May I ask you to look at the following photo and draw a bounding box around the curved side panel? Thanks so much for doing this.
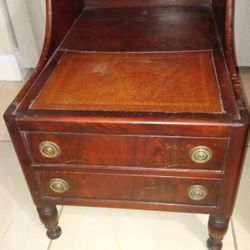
[212,0,237,78]
[225,0,250,118]
[212,0,250,118]
[224,0,238,83]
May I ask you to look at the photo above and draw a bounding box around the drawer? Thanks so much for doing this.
[36,170,220,207]
[25,132,228,171]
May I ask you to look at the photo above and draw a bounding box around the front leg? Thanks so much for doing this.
[37,204,62,239]
[207,215,229,250]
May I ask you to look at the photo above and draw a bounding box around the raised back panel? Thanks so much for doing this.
[84,0,210,8]
[212,0,237,82]
[61,6,218,52]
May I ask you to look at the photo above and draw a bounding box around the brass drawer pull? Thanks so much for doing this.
[49,178,69,193]
[189,146,212,164]
[187,185,208,201]
[39,141,60,158]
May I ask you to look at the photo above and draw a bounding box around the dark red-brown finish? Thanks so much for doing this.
[36,170,220,206]
[49,0,83,55]
[31,51,224,113]
[84,0,210,8]
[25,132,228,171]
[61,6,219,52]
[3,0,250,249]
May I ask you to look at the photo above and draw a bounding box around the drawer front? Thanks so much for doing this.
[25,132,228,171]
[36,170,220,207]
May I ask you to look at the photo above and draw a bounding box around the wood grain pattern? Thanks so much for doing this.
[84,0,210,8]
[3,1,250,248]
[25,132,228,171]
[61,6,219,52]
[36,169,220,206]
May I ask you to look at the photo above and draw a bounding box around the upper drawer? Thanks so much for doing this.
[24,132,228,171]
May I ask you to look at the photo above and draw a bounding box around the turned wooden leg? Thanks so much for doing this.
[207,215,229,250]
[37,205,62,239]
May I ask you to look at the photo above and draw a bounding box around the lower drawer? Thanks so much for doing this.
[36,170,220,207]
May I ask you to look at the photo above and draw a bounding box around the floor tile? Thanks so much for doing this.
[0,82,5,91]
[0,82,24,141]
[241,77,250,104]
[50,206,235,250]
[239,67,250,80]
[0,142,51,250]
[232,147,250,250]
[0,67,248,250]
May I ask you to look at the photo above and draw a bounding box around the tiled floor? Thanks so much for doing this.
[0,69,250,250]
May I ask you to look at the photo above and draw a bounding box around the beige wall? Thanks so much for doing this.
[235,0,250,66]
[6,0,42,68]
[25,0,46,52]
[0,0,15,54]
[0,0,44,80]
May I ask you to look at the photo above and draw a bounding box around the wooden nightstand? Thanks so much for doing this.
[4,1,250,249]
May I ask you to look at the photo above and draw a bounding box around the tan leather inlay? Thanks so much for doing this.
[31,51,223,113]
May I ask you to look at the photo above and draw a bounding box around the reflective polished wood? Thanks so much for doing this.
[4,1,249,249]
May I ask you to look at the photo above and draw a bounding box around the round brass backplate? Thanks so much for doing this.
[39,141,60,158]
[189,146,212,164]
[49,178,69,193]
[187,185,208,201]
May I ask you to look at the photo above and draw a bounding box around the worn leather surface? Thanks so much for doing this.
[31,51,223,113]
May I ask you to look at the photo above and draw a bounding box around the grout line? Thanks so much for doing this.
[47,206,65,250]
[47,239,53,250]
[1,218,14,240]
[0,140,12,143]
[231,218,238,250]
[59,205,64,218]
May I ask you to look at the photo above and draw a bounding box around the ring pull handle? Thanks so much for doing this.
[187,185,208,201]
[39,141,60,158]
[189,146,212,164]
[49,178,69,193]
